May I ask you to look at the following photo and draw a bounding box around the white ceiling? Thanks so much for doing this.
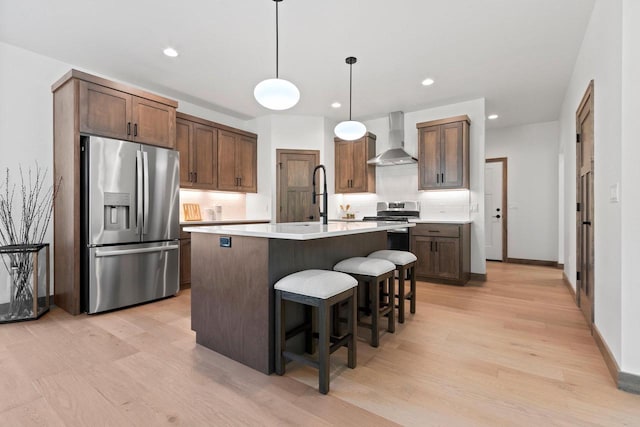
[0,0,595,128]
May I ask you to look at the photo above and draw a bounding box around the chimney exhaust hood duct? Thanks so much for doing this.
[367,111,417,166]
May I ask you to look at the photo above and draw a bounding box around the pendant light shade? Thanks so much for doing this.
[254,0,299,111]
[334,121,367,141]
[334,56,366,141]
[254,78,300,110]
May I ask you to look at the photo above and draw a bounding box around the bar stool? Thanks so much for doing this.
[274,269,358,395]
[333,257,396,347]
[368,250,418,323]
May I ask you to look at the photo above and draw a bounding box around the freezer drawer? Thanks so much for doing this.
[88,241,179,314]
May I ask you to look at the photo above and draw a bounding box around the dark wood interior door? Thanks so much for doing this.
[277,150,320,223]
[576,81,594,326]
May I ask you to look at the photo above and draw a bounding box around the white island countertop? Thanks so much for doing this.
[184,221,415,240]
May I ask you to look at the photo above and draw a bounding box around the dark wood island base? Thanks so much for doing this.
[190,231,387,374]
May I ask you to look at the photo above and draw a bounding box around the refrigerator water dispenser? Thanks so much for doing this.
[103,192,130,231]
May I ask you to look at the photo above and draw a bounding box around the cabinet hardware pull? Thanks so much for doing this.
[583,221,591,225]
[436,174,439,184]
[428,230,440,233]
[434,242,438,251]
[493,215,501,219]
[127,122,131,136]
[194,172,197,182]
[134,123,138,137]
[239,177,242,186]
[430,241,433,251]
[441,173,444,183]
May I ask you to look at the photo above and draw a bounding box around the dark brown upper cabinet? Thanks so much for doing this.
[334,133,376,193]
[416,115,470,190]
[176,112,257,193]
[78,79,176,149]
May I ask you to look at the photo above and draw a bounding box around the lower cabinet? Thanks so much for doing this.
[180,228,191,288]
[410,223,470,285]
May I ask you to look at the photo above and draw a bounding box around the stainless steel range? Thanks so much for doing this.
[363,201,420,250]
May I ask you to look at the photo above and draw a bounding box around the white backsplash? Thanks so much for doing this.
[179,189,246,221]
[334,171,471,221]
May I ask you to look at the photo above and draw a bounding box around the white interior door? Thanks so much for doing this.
[485,161,504,261]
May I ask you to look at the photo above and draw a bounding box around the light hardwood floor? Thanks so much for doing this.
[1,262,639,426]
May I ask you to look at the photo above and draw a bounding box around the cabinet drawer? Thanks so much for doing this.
[412,223,460,237]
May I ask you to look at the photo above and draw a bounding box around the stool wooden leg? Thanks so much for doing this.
[275,290,285,375]
[410,265,417,314]
[318,300,331,394]
[397,266,406,323]
[347,288,357,369]
[370,279,380,348]
[387,276,396,333]
[305,305,314,354]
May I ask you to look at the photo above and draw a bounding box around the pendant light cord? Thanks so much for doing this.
[275,1,279,78]
[349,62,353,120]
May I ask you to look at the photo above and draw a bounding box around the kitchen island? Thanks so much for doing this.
[185,221,414,374]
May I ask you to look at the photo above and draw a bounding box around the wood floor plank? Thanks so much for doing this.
[1,262,639,426]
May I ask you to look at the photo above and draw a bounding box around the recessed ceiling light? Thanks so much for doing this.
[488,114,499,120]
[163,47,179,58]
[421,78,435,86]
[331,102,341,108]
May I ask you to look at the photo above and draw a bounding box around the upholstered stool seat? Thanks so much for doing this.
[334,257,396,347]
[275,269,358,394]
[368,250,418,323]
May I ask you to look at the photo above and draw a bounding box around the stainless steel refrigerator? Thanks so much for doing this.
[81,136,180,314]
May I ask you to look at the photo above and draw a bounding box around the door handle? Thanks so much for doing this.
[583,221,591,225]
[134,123,138,137]
[430,241,433,251]
[142,151,150,235]
[493,215,501,219]
[95,244,179,257]
[441,173,444,183]
[127,122,131,136]
[136,151,143,235]
[308,215,314,220]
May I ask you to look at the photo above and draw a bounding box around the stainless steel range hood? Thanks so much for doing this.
[367,111,417,166]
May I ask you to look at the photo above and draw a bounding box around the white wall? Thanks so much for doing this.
[620,0,640,375]
[559,0,623,366]
[486,121,559,262]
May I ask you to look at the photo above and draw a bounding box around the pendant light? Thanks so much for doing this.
[254,0,300,111]
[334,56,366,141]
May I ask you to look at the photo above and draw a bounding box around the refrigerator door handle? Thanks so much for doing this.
[143,150,150,235]
[95,244,179,258]
[136,150,143,236]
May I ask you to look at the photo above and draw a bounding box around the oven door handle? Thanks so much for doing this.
[387,227,409,233]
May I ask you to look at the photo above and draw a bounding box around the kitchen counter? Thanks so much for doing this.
[185,220,414,240]
[189,221,397,374]
[179,218,270,226]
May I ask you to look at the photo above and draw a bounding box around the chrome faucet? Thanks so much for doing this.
[312,164,328,225]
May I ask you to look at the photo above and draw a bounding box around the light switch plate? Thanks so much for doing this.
[609,183,620,203]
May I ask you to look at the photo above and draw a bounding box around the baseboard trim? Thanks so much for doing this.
[506,257,557,267]
[556,263,564,269]
[619,372,640,394]
[593,324,620,387]
[469,273,487,282]
[562,271,576,300]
